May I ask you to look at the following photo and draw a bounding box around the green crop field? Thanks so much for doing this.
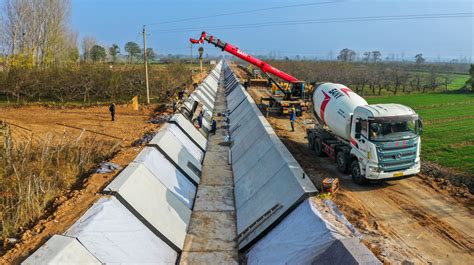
[367,92,474,174]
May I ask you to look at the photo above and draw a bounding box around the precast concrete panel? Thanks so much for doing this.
[228,99,252,124]
[149,130,202,185]
[227,89,247,112]
[230,120,267,165]
[196,84,215,105]
[191,90,214,111]
[169,113,207,150]
[133,147,196,209]
[234,148,289,208]
[22,235,101,265]
[65,197,178,264]
[105,163,191,250]
[237,166,308,248]
[166,123,204,163]
[233,142,280,186]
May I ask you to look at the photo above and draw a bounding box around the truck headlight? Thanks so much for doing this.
[369,166,380,172]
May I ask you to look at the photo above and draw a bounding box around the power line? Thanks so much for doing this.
[149,13,474,34]
[145,0,343,26]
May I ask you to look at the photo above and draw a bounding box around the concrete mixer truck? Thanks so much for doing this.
[307,83,423,184]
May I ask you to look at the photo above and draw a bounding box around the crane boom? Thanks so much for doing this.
[190,31,299,83]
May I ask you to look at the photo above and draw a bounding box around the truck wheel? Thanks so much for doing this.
[336,151,348,173]
[308,134,315,150]
[351,160,368,185]
[314,138,326,157]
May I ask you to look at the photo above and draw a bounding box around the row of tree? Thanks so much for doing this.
[0,0,157,68]
[0,0,77,68]
[82,39,156,63]
[269,60,473,95]
[0,62,190,103]
[337,48,426,65]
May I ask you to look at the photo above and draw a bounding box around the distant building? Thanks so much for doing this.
[210,60,217,65]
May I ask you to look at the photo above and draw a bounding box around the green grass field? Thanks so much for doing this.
[407,72,469,90]
[367,92,474,174]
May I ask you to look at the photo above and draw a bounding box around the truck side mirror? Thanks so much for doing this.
[418,119,423,135]
[355,120,361,139]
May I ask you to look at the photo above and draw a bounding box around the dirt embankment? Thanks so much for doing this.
[246,86,473,264]
[0,104,169,264]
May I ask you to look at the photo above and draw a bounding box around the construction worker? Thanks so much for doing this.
[210,119,217,135]
[289,107,296,132]
[109,103,116,121]
[197,111,203,128]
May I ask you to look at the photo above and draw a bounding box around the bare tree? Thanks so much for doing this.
[82,36,96,62]
[3,0,74,67]
[363,51,371,63]
[337,48,356,62]
[371,51,381,63]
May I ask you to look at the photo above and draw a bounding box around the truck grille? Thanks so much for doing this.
[377,139,417,172]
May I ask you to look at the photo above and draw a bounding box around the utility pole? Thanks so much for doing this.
[189,43,193,65]
[143,25,150,104]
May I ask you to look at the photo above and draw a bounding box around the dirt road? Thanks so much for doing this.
[247,87,473,264]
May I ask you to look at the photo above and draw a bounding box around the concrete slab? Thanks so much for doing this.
[169,113,207,150]
[199,166,234,186]
[166,123,205,163]
[194,185,235,211]
[180,251,238,265]
[149,129,202,185]
[202,151,230,167]
[184,211,237,252]
[133,147,196,209]
[105,163,192,250]
[64,197,178,264]
[22,235,101,265]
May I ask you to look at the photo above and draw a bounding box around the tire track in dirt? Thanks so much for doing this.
[384,187,473,253]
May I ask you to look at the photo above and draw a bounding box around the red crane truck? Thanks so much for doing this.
[190,31,309,115]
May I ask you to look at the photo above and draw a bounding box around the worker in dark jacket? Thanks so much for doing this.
[289,107,296,132]
[197,111,203,128]
[210,119,217,135]
[109,103,116,121]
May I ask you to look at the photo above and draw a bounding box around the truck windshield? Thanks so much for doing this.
[369,117,419,141]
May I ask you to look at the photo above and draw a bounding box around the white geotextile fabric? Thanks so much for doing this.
[64,197,177,264]
[22,235,101,265]
[246,199,346,265]
[166,123,204,162]
[134,147,196,209]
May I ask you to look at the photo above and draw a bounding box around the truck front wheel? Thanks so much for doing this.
[351,160,368,185]
[336,151,348,173]
[308,134,315,150]
[314,138,326,157]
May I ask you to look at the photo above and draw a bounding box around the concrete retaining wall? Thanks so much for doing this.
[222,62,318,250]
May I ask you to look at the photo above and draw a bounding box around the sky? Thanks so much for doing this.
[71,0,473,61]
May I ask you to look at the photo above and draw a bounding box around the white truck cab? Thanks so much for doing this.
[350,104,422,183]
